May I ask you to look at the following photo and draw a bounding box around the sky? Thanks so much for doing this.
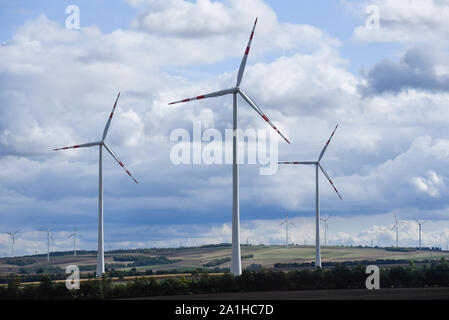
[2,0,449,257]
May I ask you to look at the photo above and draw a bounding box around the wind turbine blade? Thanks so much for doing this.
[102,92,120,141]
[168,88,234,105]
[318,124,338,161]
[103,143,138,184]
[278,161,315,165]
[319,164,342,200]
[239,90,290,144]
[53,141,101,151]
[236,17,258,87]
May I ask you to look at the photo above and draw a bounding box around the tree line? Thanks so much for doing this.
[1,259,448,299]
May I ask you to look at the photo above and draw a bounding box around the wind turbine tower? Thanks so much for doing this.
[5,230,19,257]
[320,216,331,246]
[69,226,78,256]
[280,213,295,248]
[169,18,290,275]
[39,225,53,262]
[416,220,427,250]
[278,125,342,268]
[392,214,403,247]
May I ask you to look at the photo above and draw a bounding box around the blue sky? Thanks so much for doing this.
[1,0,449,256]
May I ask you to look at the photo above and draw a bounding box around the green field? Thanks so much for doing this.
[1,245,448,275]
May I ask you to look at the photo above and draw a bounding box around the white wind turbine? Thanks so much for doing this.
[278,125,342,268]
[69,226,79,256]
[39,225,53,262]
[392,214,404,247]
[5,230,19,257]
[168,18,290,276]
[280,213,295,248]
[320,215,331,246]
[53,93,138,277]
[416,220,427,250]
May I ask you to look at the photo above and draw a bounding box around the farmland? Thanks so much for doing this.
[1,244,448,276]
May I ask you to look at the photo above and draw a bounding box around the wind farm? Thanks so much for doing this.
[2,0,449,303]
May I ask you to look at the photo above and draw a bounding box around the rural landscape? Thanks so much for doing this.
[1,244,449,299]
[2,0,449,306]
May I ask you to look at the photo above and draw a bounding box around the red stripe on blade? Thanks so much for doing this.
[197,95,205,100]
[245,46,250,55]
[262,115,269,122]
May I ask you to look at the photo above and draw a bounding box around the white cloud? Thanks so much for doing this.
[348,0,449,44]
[412,171,444,197]
[2,0,449,254]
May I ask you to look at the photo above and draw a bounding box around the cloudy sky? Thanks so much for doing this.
[1,0,449,256]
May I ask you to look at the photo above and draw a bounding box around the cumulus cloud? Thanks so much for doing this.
[3,214,449,256]
[361,47,449,95]
[412,171,444,197]
[2,0,449,254]
[349,0,449,43]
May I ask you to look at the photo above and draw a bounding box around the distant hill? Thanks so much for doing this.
[1,244,448,276]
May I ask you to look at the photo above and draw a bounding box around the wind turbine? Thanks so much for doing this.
[5,230,19,257]
[168,18,290,276]
[280,213,295,248]
[278,125,342,268]
[416,220,427,250]
[392,214,404,247]
[39,225,53,262]
[53,93,138,277]
[320,215,331,246]
[69,226,78,256]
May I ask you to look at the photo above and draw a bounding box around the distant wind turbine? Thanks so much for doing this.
[416,220,427,250]
[168,18,290,276]
[320,216,331,246]
[39,225,53,262]
[69,226,78,256]
[392,214,404,247]
[280,213,295,248]
[278,125,342,268]
[53,93,138,277]
[5,230,19,257]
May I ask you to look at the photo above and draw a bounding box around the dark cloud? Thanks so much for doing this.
[361,47,449,95]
